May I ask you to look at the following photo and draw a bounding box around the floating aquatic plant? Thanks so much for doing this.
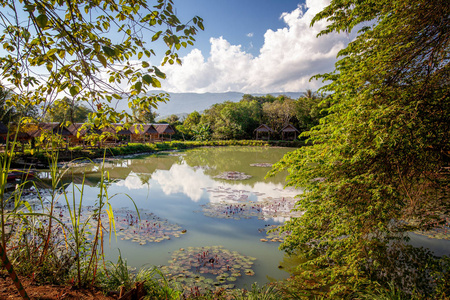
[197,202,263,220]
[213,171,252,181]
[202,186,253,202]
[45,206,186,245]
[114,211,185,245]
[249,163,273,167]
[160,245,256,293]
[197,196,302,221]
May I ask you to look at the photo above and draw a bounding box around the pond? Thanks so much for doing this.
[30,145,450,292]
[47,146,303,291]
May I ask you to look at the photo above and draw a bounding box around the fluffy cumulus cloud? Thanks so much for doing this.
[161,0,352,93]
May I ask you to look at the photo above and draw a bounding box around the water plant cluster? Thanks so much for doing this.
[115,210,186,245]
[213,171,252,181]
[198,196,301,222]
[160,246,257,294]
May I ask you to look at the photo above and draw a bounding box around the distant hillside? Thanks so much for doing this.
[114,91,304,117]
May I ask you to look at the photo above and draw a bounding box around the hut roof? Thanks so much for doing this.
[68,123,102,137]
[101,123,132,135]
[280,124,300,133]
[130,124,158,135]
[28,122,72,137]
[152,124,175,135]
[254,124,275,133]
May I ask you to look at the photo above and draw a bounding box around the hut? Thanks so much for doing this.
[18,122,72,150]
[280,124,300,140]
[101,123,132,144]
[152,124,175,141]
[67,123,102,146]
[31,122,72,138]
[130,124,158,143]
[254,124,275,140]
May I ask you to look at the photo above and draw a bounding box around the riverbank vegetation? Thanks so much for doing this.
[269,0,450,299]
[171,91,328,141]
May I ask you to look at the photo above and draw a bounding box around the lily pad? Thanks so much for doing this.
[160,245,256,293]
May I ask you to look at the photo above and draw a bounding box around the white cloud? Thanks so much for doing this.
[161,0,353,93]
[247,32,254,38]
[150,162,301,203]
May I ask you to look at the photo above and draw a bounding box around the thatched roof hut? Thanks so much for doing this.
[100,123,132,143]
[152,124,175,141]
[68,123,102,138]
[280,124,300,140]
[254,124,275,140]
[31,122,72,137]
[130,124,158,142]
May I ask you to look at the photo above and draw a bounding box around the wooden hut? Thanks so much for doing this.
[31,122,72,138]
[101,123,132,144]
[152,124,175,141]
[130,124,158,143]
[67,123,102,146]
[254,124,275,140]
[19,122,72,150]
[280,124,300,140]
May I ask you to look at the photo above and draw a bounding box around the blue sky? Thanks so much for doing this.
[154,0,354,94]
[172,0,304,58]
[0,0,353,95]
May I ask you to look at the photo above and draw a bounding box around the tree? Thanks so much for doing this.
[262,96,296,132]
[132,106,157,124]
[0,85,38,123]
[44,97,92,123]
[183,111,201,129]
[295,92,329,131]
[271,0,450,297]
[159,114,180,126]
[0,0,203,128]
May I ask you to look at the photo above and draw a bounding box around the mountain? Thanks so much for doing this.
[113,91,305,118]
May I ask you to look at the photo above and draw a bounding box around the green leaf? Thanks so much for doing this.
[151,78,161,88]
[154,67,166,79]
[102,46,115,57]
[152,31,162,42]
[58,49,66,59]
[97,54,107,67]
[59,82,69,91]
[36,14,48,29]
[46,48,58,57]
[69,86,79,96]
[135,81,142,93]
[142,74,153,84]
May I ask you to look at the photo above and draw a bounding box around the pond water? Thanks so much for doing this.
[51,146,302,290]
[31,145,449,292]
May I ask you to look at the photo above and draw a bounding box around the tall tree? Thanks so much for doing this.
[44,97,92,123]
[295,92,329,131]
[132,106,157,124]
[271,0,450,297]
[262,97,296,132]
[0,0,203,127]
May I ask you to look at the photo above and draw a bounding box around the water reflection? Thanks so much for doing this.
[36,146,302,289]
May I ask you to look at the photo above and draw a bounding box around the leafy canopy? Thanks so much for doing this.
[0,0,203,127]
[270,0,450,297]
